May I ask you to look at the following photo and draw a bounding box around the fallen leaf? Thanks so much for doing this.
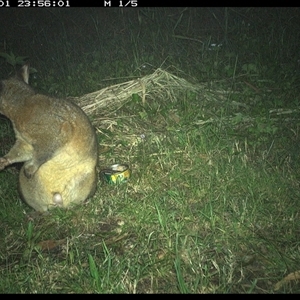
[37,239,65,251]
[274,270,300,291]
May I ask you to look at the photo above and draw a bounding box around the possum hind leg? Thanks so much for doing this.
[19,167,52,212]
[64,169,97,206]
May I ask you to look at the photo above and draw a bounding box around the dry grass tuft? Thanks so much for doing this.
[70,68,205,120]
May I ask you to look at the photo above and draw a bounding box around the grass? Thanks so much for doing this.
[0,7,300,293]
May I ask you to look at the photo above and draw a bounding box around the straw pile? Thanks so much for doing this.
[69,68,206,124]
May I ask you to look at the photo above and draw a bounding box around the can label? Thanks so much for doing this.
[101,164,131,184]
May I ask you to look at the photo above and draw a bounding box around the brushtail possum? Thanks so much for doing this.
[0,64,98,212]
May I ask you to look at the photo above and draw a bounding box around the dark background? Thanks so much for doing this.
[0,7,299,96]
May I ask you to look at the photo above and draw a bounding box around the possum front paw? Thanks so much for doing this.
[23,163,39,178]
[0,157,11,171]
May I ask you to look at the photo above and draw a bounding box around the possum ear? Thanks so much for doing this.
[18,63,30,84]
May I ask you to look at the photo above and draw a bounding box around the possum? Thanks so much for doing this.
[0,64,98,212]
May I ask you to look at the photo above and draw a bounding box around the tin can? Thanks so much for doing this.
[101,164,131,184]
